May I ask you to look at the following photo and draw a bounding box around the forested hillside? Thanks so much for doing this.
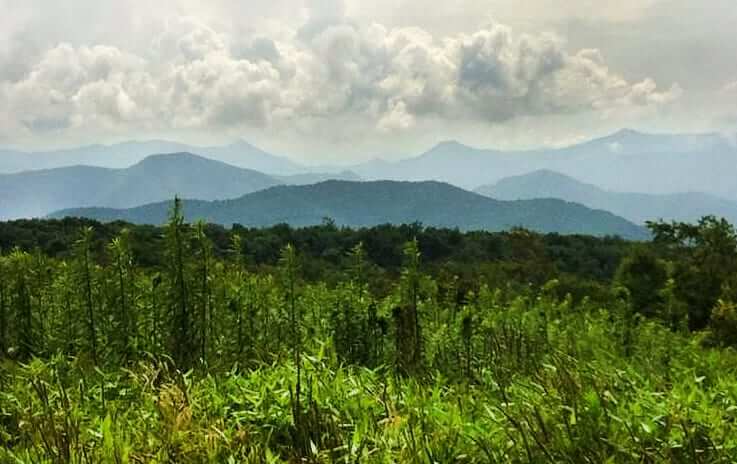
[52,181,648,239]
[1,210,737,461]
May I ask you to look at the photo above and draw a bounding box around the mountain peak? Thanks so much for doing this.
[595,128,651,146]
[134,152,206,165]
[520,169,580,182]
[525,168,567,176]
[483,169,596,192]
[421,140,478,159]
[228,139,259,149]
[433,140,469,150]
[612,128,643,138]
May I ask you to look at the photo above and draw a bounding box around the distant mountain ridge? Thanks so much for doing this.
[5,129,737,200]
[7,129,737,225]
[475,170,737,225]
[0,153,360,220]
[51,180,648,239]
[0,139,304,175]
[348,129,737,200]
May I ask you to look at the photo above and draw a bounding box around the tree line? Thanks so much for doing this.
[1,200,737,373]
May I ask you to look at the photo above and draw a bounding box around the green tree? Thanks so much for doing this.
[332,242,375,365]
[710,274,737,346]
[279,243,305,444]
[613,247,668,318]
[194,221,213,364]
[648,216,737,330]
[53,261,79,355]
[75,226,98,363]
[710,299,737,346]
[0,249,6,356]
[394,238,424,375]
[8,249,34,360]
[165,197,193,370]
[108,228,135,362]
[228,234,249,361]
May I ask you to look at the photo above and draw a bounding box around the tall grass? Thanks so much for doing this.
[0,215,736,461]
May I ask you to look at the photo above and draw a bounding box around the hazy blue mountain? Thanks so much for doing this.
[6,129,737,198]
[0,139,303,175]
[349,130,737,200]
[347,158,401,179]
[0,153,281,220]
[196,140,303,174]
[0,141,192,173]
[350,141,516,188]
[476,170,737,225]
[51,180,648,239]
[545,130,737,199]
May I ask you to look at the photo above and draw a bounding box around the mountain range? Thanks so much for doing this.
[0,140,303,175]
[0,153,359,220]
[50,180,648,239]
[3,128,737,235]
[476,170,737,225]
[4,129,737,201]
[348,129,737,200]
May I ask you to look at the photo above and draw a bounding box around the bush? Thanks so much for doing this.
[710,299,737,346]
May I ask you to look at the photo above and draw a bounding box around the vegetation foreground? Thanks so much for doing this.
[2,205,737,462]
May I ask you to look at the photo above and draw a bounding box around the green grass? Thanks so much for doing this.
[1,297,736,463]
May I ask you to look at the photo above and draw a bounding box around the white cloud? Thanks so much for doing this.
[0,1,687,153]
[284,20,680,127]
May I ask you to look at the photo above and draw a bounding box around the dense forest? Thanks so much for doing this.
[1,203,737,462]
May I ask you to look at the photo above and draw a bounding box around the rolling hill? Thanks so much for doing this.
[475,170,737,225]
[0,153,282,220]
[51,180,648,239]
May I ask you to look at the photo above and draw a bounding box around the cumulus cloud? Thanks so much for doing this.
[1,43,149,133]
[0,10,681,142]
[289,19,680,128]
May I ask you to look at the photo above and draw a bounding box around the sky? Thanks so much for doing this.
[0,0,735,162]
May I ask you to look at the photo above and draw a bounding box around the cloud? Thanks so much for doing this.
[377,100,416,132]
[0,8,681,144]
[289,20,681,127]
[1,43,150,134]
